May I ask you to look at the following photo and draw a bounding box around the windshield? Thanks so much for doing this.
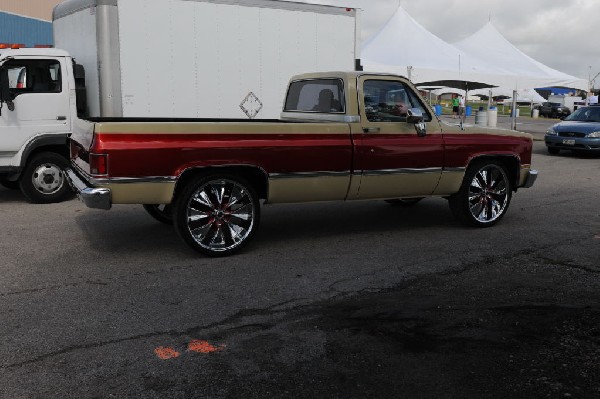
[564,107,600,122]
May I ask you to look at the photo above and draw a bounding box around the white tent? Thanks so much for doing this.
[454,22,587,91]
[361,6,516,88]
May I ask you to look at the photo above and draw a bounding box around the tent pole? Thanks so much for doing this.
[511,90,518,130]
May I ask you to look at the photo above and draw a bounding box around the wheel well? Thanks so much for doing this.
[28,145,70,160]
[173,166,269,201]
[469,155,520,190]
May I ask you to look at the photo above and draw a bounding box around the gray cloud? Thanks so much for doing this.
[289,0,599,86]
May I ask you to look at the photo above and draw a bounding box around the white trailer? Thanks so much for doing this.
[0,0,360,203]
[53,0,361,119]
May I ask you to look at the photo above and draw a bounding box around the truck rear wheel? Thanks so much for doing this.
[19,152,73,204]
[448,161,512,227]
[143,204,173,224]
[173,174,260,256]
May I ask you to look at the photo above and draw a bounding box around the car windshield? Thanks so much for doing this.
[564,107,600,122]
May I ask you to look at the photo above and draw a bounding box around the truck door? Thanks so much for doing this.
[353,76,444,200]
[0,58,70,157]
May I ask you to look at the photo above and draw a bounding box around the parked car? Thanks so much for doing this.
[537,102,571,119]
[545,105,600,154]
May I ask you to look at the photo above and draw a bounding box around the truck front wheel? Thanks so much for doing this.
[448,161,512,227]
[19,152,73,204]
[173,174,260,256]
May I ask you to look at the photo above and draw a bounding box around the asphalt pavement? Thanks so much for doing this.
[1,136,599,398]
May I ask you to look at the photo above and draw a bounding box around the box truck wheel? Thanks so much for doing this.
[19,152,74,204]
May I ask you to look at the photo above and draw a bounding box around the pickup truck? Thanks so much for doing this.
[66,72,538,256]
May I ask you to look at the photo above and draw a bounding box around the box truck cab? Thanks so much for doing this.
[0,48,83,203]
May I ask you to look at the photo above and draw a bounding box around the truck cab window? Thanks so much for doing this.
[363,80,430,123]
[284,79,345,113]
[4,60,62,96]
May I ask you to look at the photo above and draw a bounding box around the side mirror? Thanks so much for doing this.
[407,108,427,137]
[0,67,15,111]
[0,67,13,101]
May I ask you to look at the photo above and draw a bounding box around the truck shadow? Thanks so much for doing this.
[70,199,458,257]
[0,187,26,202]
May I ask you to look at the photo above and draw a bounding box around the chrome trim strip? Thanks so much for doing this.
[270,171,350,179]
[70,163,176,185]
[280,112,360,123]
[442,167,467,173]
[89,176,177,185]
[362,167,443,176]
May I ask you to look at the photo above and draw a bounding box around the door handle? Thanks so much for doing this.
[363,127,380,133]
[57,116,67,121]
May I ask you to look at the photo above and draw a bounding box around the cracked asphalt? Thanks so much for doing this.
[1,135,599,398]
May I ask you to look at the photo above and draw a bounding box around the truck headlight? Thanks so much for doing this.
[546,128,558,136]
[588,131,600,138]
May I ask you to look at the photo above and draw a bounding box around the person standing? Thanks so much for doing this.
[452,95,460,119]
[459,95,466,119]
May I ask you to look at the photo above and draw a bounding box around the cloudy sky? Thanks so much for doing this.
[293,0,599,86]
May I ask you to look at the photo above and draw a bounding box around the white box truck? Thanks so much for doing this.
[0,0,361,203]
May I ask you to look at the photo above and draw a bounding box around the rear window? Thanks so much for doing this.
[284,79,345,113]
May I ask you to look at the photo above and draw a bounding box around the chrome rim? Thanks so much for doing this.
[468,165,509,223]
[32,163,64,195]
[186,179,255,253]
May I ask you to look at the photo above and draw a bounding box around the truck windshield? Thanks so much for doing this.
[284,79,345,113]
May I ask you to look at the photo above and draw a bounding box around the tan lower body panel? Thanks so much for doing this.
[268,176,350,204]
[432,171,465,196]
[353,172,441,200]
[100,182,176,204]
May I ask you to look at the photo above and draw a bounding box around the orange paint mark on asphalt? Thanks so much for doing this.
[187,340,225,354]
[154,346,181,360]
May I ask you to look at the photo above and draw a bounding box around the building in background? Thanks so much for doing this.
[0,0,61,47]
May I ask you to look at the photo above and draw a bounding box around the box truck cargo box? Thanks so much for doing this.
[53,0,361,119]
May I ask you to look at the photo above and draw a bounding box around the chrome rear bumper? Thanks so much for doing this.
[65,168,112,210]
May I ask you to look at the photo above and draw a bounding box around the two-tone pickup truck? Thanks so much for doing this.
[66,72,537,256]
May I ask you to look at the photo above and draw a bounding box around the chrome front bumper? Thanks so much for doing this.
[522,169,538,188]
[65,168,112,210]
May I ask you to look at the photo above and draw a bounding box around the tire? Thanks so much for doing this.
[448,161,512,227]
[19,152,73,204]
[143,204,174,224]
[547,147,560,155]
[173,174,260,256]
[1,180,20,190]
[385,197,424,207]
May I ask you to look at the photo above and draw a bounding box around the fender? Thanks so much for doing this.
[466,153,523,189]
[20,134,70,168]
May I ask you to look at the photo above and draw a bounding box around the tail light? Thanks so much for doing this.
[89,153,109,176]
